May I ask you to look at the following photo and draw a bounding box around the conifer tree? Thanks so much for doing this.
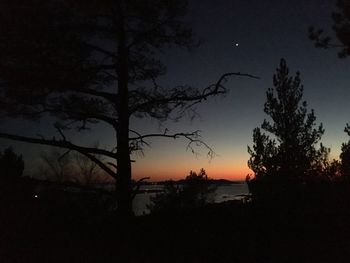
[248,59,328,187]
[309,0,350,58]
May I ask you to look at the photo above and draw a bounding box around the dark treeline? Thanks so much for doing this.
[246,59,350,205]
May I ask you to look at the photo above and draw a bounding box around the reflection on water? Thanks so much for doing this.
[133,183,249,216]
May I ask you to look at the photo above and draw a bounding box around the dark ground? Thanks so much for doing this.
[1,193,350,263]
[1,177,350,263]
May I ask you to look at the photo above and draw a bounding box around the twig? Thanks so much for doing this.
[131,177,151,200]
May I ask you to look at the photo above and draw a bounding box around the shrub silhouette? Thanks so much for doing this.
[340,124,350,179]
[0,147,24,179]
[149,168,215,214]
[0,147,25,203]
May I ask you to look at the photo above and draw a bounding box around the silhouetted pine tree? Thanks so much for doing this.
[247,59,328,194]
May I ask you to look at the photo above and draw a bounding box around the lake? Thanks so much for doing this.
[133,183,249,216]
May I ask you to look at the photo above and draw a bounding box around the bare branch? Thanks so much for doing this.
[0,132,117,159]
[129,130,216,158]
[37,105,118,129]
[86,43,118,59]
[129,72,259,116]
[79,151,117,179]
[69,87,118,103]
[0,132,117,178]
[58,149,71,162]
[131,177,151,200]
[54,123,67,141]
[107,162,118,170]
[129,129,142,137]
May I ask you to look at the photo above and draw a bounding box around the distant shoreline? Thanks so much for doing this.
[141,179,246,185]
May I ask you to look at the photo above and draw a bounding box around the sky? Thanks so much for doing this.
[1,0,350,181]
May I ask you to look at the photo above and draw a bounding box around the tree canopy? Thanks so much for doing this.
[248,59,328,187]
[309,0,350,181]
[309,0,350,58]
[0,0,256,214]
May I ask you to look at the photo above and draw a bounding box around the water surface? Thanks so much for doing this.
[133,183,249,216]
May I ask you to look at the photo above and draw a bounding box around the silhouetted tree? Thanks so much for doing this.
[0,147,25,202]
[39,148,109,185]
[309,1,350,181]
[39,149,73,183]
[183,168,215,206]
[340,124,350,178]
[73,151,109,186]
[149,168,215,213]
[247,59,328,195]
[0,147,24,179]
[323,159,342,179]
[0,1,256,215]
[148,180,181,214]
[309,0,350,58]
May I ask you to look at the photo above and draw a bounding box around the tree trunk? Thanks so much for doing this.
[115,2,133,216]
[115,149,132,215]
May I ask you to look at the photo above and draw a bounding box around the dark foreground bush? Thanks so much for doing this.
[148,169,216,214]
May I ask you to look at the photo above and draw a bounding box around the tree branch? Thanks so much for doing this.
[131,176,151,200]
[308,27,346,49]
[0,132,117,159]
[69,87,118,103]
[129,72,259,115]
[0,132,117,178]
[79,151,117,179]
[37,105,118,129]
[129,130,216,158]
[85,43,118,59]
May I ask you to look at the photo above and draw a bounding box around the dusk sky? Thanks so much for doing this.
[1,0,350,181]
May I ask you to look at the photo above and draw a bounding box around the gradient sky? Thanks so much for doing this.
[1,0,350,181]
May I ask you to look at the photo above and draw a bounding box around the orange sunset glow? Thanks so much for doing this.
[131,137,252,181]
